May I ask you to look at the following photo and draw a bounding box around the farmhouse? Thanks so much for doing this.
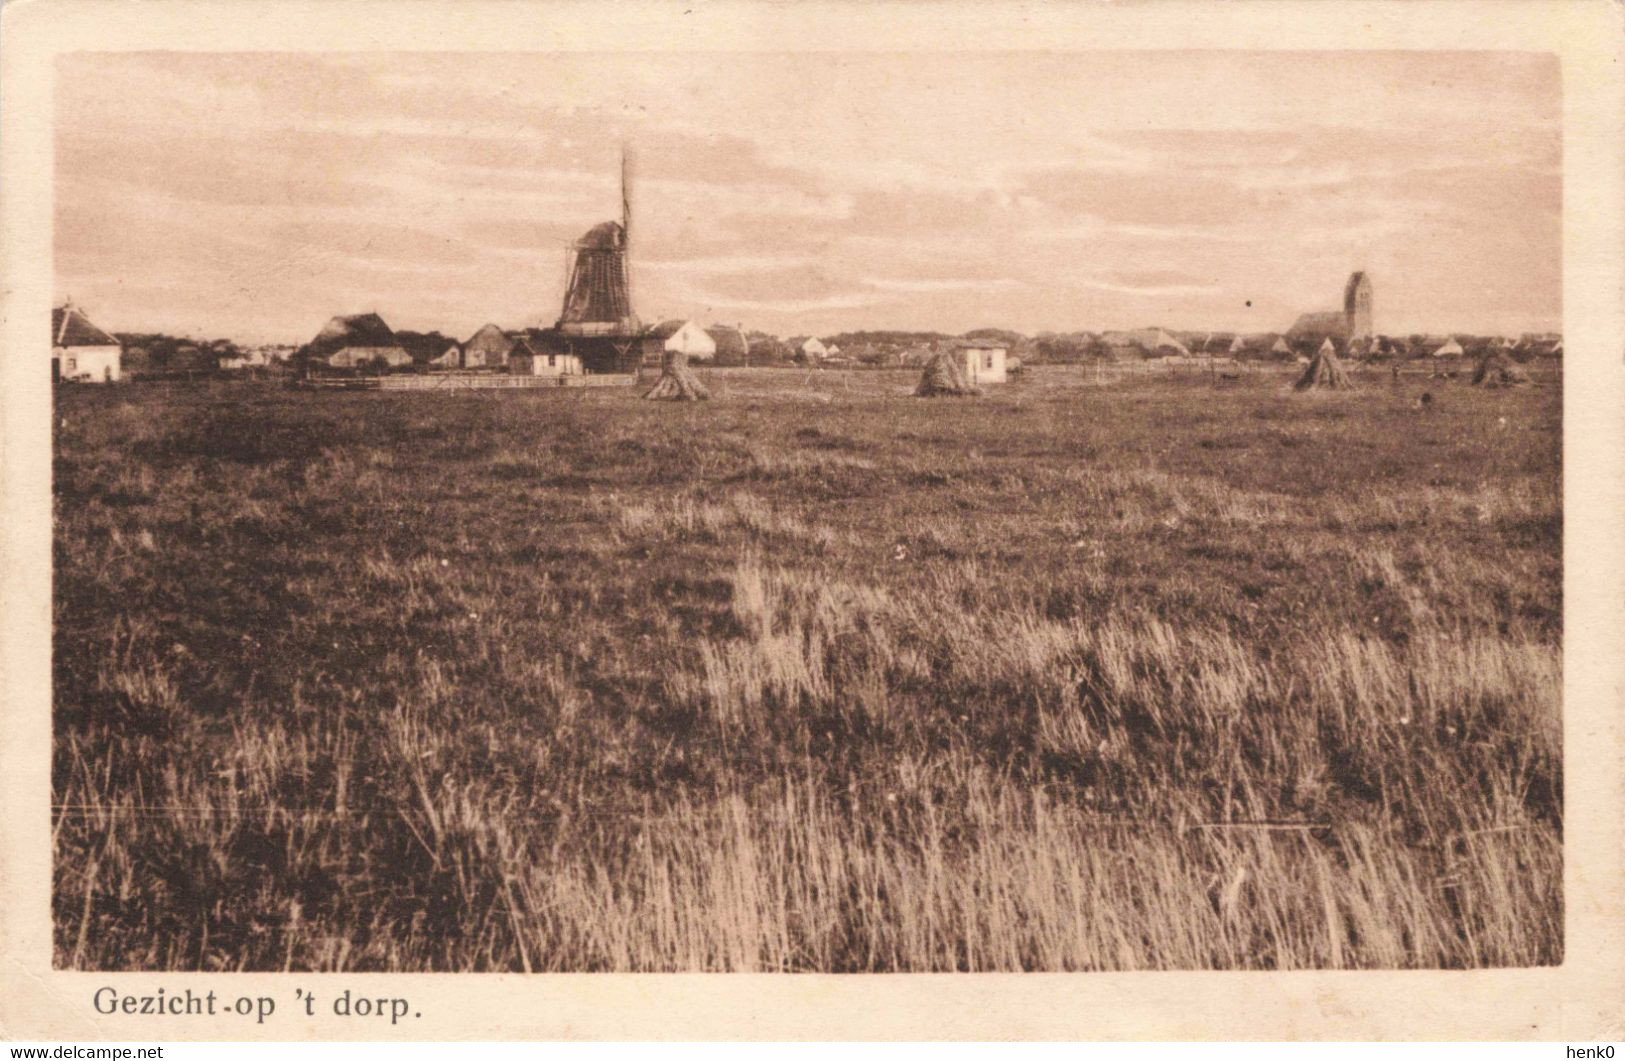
[304,312,411,369]
[52,302,122,383]
[461,323,514,369]
[649,319,717,361]
[955,338,1008,384]
[797,337,829,362]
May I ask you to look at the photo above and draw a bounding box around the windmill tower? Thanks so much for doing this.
[556,147,640,339]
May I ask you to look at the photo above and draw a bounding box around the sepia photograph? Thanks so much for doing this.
[39,43,1575,977]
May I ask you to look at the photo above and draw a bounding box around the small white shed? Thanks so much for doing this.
[958,339,1008,384]
[53,303,122,382]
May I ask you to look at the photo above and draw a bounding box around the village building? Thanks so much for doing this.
[460,323,514,369]
[303,312,411,370]
[955,338,1009,384]
[1429,336,1465,358]
[218,348,271,372]
[1286,310,1350,345]
[1100,329,1189,358]
[428,342,461,369]
[508,334,584,377]
[705,325,751,366]
[1289,271,1375,346]
[796,337,829,362]
[649,319,717,361]
[52,302,122,383]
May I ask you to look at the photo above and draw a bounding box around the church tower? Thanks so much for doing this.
[1344,271,1373,340]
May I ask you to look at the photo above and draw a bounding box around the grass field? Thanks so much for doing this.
[52,364,1562,971]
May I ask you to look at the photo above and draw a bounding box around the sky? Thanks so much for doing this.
[55,51,1561,345]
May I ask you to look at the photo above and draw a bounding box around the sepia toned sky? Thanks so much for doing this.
[56,51,1560,344]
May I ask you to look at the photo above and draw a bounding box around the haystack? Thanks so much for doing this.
[1293,338,1354,391]
[914,350,981,397]
[1471,351,1532,387]
[643,347,710,401]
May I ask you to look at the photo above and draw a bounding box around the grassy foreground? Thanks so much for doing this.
[52,366,1562,970]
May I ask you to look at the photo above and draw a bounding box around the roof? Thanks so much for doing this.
[53,304,119,348]
[301,312,399,361]
[1287,310,1350,339]
[559,223,634,329]
[314,312,395,345]
[464,323,514,356]
[955,338,1008,350]
[705,325,750,359]
[1100,329,1189,354]
[576,221,625,250]
[648,319,691,340]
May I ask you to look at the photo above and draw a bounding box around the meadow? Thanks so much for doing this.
[52,364,1562,971]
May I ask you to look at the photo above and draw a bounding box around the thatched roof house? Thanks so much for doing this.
[303,312,411,369]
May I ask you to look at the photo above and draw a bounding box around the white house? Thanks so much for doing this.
[53,303,122,383]
[649,319,717,361]
[799,337,828,361]
[957,338,1008,384]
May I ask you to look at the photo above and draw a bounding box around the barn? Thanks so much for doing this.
[53,302,122,383]
[303,312,411,370]
[461,323,514,369]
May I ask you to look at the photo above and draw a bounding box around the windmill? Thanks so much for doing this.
[551,147,644,373]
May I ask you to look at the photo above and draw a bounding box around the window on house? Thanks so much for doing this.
[67,358,76,372]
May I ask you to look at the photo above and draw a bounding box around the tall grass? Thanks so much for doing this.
[52,370,1561,969]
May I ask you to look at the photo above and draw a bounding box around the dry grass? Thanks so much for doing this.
[52,366,1561,970]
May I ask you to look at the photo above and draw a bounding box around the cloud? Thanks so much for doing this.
[643,254,818,275]
[677,291,885,315]
[1076,277,1222,297]
[861,276,1016,293]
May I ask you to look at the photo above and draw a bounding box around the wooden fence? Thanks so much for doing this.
[298,372,639,392]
